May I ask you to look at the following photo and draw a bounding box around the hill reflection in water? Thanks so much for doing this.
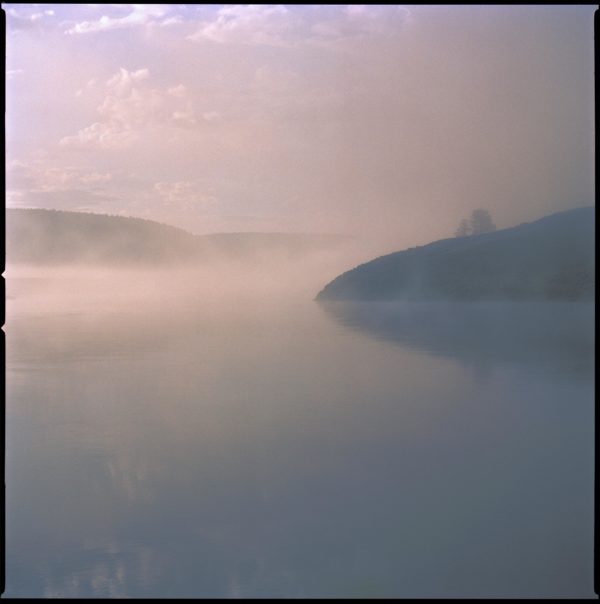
[319,301,594,379]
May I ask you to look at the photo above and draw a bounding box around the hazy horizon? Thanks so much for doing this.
[4,5,595,598]
[5,4,595,251]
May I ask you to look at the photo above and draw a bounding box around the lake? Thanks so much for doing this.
[4,268,595,598]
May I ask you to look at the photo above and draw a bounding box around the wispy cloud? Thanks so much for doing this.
[188,4,293,47]
[5,160,117,210]
[308,5,412,48]
[187,4,411,49]
[6,6,56,31]
[65,4,172,35]
[7,161,113,192]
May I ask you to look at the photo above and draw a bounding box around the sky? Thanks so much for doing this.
[5,4,596,250]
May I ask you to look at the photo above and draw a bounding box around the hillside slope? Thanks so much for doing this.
[5,208,348,266]
[316,207,595,302]
[5,209,201,265]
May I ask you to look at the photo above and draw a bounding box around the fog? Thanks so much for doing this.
[4,4,595,598]
[5,248,380,367]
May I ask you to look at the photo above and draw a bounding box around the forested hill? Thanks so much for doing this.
[316,207,595,302]
[5,208,348,265]
[6,208,200,265]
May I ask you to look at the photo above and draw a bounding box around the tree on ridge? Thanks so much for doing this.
[454,209,496,237]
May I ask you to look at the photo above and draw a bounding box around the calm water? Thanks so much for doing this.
[5,272,595,598]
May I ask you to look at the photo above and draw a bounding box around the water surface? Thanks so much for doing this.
[5,272,595,598]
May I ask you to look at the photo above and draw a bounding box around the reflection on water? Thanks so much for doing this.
[319,300,595,380]
[5,277,595,598]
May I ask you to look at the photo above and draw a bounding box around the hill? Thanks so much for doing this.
[5,209,200,266]
[5,208,348,266]
[316,207,595,302]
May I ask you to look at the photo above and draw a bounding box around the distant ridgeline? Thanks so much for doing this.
[317,207,595,302]
[5,208,348,265]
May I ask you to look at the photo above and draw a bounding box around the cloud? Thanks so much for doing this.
[6,7,55,31]
[5,161,117,210]
[167,84,187,98]
[7,161,113,192]
[187,5,411,49]
[188,4,293,46]
[59,121,139,150]
[60,68,197,149]
[310,5,411,45]
[105,67,150,95]
[160,16,183,27]
[65,4,172,35]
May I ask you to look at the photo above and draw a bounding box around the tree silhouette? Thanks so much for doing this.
[455,219,471,237]
[469,208,496,235]
[455,209,496,237]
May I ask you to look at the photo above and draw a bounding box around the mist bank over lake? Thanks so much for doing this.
[317,207,594,302]
[5,208,354,267]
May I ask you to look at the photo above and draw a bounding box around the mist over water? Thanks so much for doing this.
[4,252,595,598]
[5,3,595,598]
